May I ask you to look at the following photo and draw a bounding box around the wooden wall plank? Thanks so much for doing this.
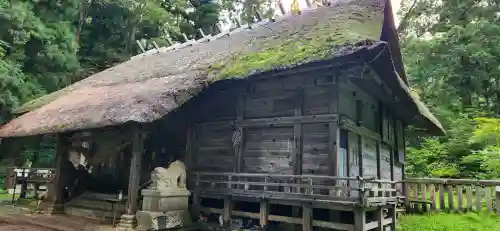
[242,126,294,174]
[196,89,238,122]
[303,85,331,116]
[195,125,235,172]
[362,137,378,180]
[302,124,329,175]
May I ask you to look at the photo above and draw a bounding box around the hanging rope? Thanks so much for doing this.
[291,0,301,15]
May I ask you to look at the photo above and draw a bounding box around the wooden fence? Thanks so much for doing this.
[404,178,500,214]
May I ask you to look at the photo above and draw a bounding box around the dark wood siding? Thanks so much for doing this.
[242,126,294,174]
[302,123,329,175]
[196,89,238,122]
[195,123,235,172]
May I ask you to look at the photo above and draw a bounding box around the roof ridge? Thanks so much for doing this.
[130,0,328,60]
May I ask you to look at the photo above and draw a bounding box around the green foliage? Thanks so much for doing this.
[400,0,500,179]
[397,213,500,231]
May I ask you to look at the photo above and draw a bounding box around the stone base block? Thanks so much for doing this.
[136,210,192,231]
[117,214,136,231]
[45,203,65,215]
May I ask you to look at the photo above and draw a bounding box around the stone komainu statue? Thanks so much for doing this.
[150,160,187,190]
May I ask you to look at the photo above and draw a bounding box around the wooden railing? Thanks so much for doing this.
[190,172,398,207]
[405,178,500,214]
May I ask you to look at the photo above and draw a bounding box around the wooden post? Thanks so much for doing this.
[429,184,436,211]
[293,89,304,176]
[192,173,201,217]
[496,186,500,215]
[390,204,397,231]
[466,186,473,212]
[403,182,410,210]
[235,82,246,174]
[46,133,70,214]
[119,125,144,229]
[376,142,382,197]
[457,185,463,212]
[421,184,427,212]
[354,208,366,231]
[438,184,445,210]
[224,198,232,226]
[485,187,492,213]
[447,184,454,211]
[357,135,363,177]
[375,207,384,231]
[302,203,313,231]
[260,199,269,229]
[475,185,482,212]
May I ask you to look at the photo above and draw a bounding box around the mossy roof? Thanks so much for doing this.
[0,0,444,137]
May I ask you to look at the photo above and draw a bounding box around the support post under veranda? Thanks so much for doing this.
[118,124,145,230]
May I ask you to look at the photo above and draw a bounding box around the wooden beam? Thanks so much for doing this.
[339,116,382,142]
[236,114,339,127]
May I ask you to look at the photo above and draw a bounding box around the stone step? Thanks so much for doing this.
[65,205,124,223]
[67,197,126,212]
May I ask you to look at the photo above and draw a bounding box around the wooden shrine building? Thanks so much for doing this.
[0,0,444,230]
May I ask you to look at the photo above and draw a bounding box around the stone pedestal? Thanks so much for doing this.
[136,188,191,231]
[118,214,137,231]
[45,203,65,215]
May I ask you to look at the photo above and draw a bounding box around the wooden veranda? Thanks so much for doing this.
[189,172,400,231]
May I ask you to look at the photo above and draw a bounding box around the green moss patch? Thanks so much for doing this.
[209,9,384,80]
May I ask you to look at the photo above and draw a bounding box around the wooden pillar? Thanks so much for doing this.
[47,133,70,214]
[354,208,366,231]
[390,204,397,231]
[235,82,246,173]
[302,203,313,231]
[259,199,269,229]
[375,207,384,231]
[223,198,232,226]
[292,89,303,176]
[119,125,144,229]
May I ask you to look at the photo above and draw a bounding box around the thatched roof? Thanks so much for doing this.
[0,0,445,138]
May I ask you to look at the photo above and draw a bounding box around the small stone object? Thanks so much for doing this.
[136,160,192,231]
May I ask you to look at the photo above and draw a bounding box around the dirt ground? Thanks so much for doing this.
[0,203,111,231]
